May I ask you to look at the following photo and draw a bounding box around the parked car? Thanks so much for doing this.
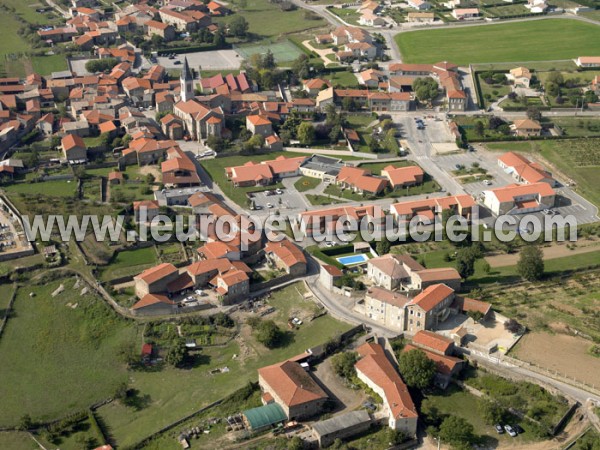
[275,188,283,195]
[325,241,335,247]
[266,203,274,208]
[494,424,504,434]
[543,209,553,215]
[513,424,524,434]
[483,179,492,186]
[504,425,517,437]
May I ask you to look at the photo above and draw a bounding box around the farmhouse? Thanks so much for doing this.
[265,238,307,276]
[134,262,180,298]
[354,342,418,434]
[451,8,480,20]
[482,182,556,215]
[576,56,600,68]
[405,283,455,333]
[258,359,328,420]
[506,67,532,88]
[511,118,542,137]
[498,152,555,186]
[364,286,411,330]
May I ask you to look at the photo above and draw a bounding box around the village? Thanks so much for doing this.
[0,0,599,448]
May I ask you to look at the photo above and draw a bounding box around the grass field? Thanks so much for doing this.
[235,40,304,64]
[294,176,321,192]
[329,7,361,25]
[0,279,135,426]
[99,246,158,281]
[325,70,360,88]
[98,283,351,447]
[4,179,77,197]
[0,432,37,450]
[485,139,600,207]
[216,0,325,40]
[396,19,600,65]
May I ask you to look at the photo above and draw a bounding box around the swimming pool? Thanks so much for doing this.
[336,254,369,266]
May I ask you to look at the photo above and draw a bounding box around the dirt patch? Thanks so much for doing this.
[513,332,600,387]
[485,239,600,268]
[138,165,162,182]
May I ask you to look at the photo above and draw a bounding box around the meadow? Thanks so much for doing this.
[395,19,600,65]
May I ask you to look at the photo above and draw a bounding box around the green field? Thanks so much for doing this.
[329,7,361,26]
[216,0,325,40]
[99,246,159,281]
[98,283,351,447]
[325,69,360,88]
[485,139,600,207]
[0,432,37,450]
[235,40,304,64]
[0,279,135,426]
[396,19,600,64]
[4,179,77,197]
[294,175,321,192]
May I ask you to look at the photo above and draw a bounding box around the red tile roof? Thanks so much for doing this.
[134,262,177,285]
[410,283,454,312]
[411,330,453,355]
[132,293,175,310]
[259,360,328,407]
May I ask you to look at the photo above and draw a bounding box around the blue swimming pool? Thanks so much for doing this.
[336,254,369,266]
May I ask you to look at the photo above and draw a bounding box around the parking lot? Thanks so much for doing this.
[247,187,305,214]
[156,49,241,71]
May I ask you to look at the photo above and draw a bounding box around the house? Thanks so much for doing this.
[210,268,249,304]
[299,204,385,237]
[498,152,555,186]
[61,134,87,162]
[246,114,272,137]
[303,78,330,96]
[258,359,328,420]
[132,293,176,314]
[133,199,161,223]
[319,264,343,290]
[358,69,384,88]
[482,182,556,215]
[407,11,435,22]
[390,194,476,224]
[354,342,418,434]
[451,8,480,19]
[404,331,464,387]
[108,171,123,185]
[197,241,240,261]
[161,146,201,187]
[408,0,432,9]
[36,113,54,136]
[134,262,179,298]
[359,10,386,26]
[265,238,307,276]
[381,165,424,189]
[591,76,600,95]
[312,411,372,448]
[225,156,306,187]
[575,57,600,68]
[199,72,252,95]
[364,286,411,330]
[405,283,455,333]
[122,77,152,101]
[525,0,548,13]
[173,99,224,140]
[511,118,542,137]
[155,91,175,114]
[38,27,78,43]
[207,1,229,15]
[506,67,532,88]
[145,20,176,41]
[336,166,388,196]
[159,8,211,31]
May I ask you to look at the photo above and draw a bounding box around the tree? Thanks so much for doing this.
[438,416,475,447]
[517,245,544,281]
[85,58,118,73]
[546,71,564,86]
[474,120,485,137]
[165,338,187,367]
[206,134,226,152]
[229,15,249,38]
[526,106,542,121]
[291,54,310,80]
[398,348,436,390]
[254,320,284,348]
[455,247,477,279]
[478,399,505,425]
[18,414,33,431]
[342,97,357,112]
[504,318,523,334]
[413,77,438,105]
[212,26,226,48]
[297,122,315,146]
[376,237,390,255]
[331,351,358,380]
[262,49,276,70]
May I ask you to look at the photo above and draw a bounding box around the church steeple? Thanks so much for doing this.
[180,57,194,102]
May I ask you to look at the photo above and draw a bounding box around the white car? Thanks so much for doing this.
[483,179,492,186]
[504,425,517,437]
[267,203,274,208]
[325,241,335,247]
[195,289,204,296]
[275,188,283,195]
[292,318,303,325]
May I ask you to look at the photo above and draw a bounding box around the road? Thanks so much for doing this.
[44,0,69,18]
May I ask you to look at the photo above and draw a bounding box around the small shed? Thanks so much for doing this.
[242,403,287,432]
[354,242,371,254]
[312,410,372,447]
[141,343,153,358]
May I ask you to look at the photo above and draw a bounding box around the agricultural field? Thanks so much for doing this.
[97,283,352,447]
[0,432,38,450]
[0,278,135,426]
[98,246,159,282]
[396,19,600,65]
[485,139,600,207]
[215,0,325,40]
[4,179,78,197]
[548,117,600,138]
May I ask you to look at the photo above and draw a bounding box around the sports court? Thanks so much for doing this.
[234,40,303,64]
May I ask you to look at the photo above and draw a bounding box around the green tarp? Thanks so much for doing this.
[243,403,287,430]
